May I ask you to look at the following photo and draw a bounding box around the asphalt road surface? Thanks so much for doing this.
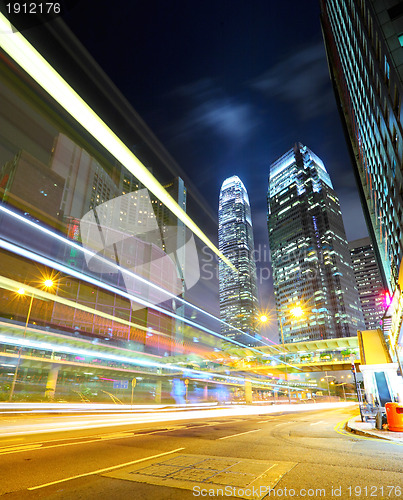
[0,405,402,499]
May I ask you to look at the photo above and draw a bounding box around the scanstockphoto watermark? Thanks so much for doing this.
[193,485,330,497]
[193,485,402,497]
[201,244,321,284]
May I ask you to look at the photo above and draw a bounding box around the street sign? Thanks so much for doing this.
[184,379,189,385]
[113,380,129,390]
[132,378,137,388]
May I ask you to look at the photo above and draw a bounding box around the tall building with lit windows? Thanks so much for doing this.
[218,176,259,345]
[267,143,365,343]
[349,237,385,329]
[320,0,403,293]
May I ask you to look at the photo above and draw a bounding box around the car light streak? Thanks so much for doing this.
[0,403,357,439]
[0,332,292,390]
[0,13,233,274]
[0,243,290,366]
[0,204,282,353]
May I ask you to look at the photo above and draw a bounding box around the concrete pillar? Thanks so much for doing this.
[45,364,60,399]
[155,379,162,404]
[245,379,252,404]
[203,384,208,401]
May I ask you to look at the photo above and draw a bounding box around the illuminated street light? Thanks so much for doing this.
[279,304,305,403]
[259,315,268,323]
[8,278,57,401]
[323,372,337,401]
[334,382,347,402]
[290,306,304,318]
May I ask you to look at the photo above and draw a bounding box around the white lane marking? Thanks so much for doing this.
[258,419,276,423]
[310,421,325,426]
[217,429,262,440]
[27,447,185,490]
[247,464,278,485]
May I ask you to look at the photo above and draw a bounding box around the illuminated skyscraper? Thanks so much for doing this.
[349,237,385,330]
[320,0,403,292]
[268,143,365,342]
[218,176,259,345]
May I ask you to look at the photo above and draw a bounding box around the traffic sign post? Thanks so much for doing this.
[131,378,137,407]
[185,379,189,403]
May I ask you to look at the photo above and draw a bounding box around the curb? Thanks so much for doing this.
[346,418,403,443]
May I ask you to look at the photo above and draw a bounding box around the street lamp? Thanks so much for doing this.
[279,305,305,404]
[334,382,347,402]
[8,278,55,402]
[323,372,336,401]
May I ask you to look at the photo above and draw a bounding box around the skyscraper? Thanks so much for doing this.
[218,175,259,345]
[320,0,403,292]
[268,143,365,342]
[349,237,385,330]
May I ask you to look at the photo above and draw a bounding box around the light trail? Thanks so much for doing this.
[0,403,357,438]
[0,331,295,390]
[0,241,292,366]
[0,13,234,271]
[0,204,283,354]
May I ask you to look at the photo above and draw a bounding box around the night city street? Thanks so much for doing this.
[0,405,402,499]
[0,0,403,499]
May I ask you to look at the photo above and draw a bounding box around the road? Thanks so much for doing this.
[0,405,402,499]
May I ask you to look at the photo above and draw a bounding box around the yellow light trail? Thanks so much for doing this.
[0,13,235,271]
[0,275,168,340]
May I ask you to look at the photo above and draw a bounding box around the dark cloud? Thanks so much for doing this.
[171,79,259,143]
[251,43,335,119]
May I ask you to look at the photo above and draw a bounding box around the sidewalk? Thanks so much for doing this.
[347,416,403,443]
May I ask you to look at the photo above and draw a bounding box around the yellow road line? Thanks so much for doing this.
[99,432,134,439]
[334,414,403,445]
[218,429,261,440]
[27,447,185,490]
[0,443,42,455]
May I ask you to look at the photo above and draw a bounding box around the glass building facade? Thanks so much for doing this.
[0,14,248,402]
[268,143,365,342]
[218,176,259,345]
[349,237,385,329]
[320,0,403,292]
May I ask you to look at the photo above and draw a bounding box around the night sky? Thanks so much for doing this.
[59,1,368,335]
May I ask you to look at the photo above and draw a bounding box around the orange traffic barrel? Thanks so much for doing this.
[385,402,403,432]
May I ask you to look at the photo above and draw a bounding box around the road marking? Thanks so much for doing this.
[27,447,185,490]
[0,427,187,456]
[334,415,403,445]
[310,421,325,426]
[99,432,134,439]
[217,429,261,440]
[247,463,278,485]
[0,443,42,455]
[258,419,276,423]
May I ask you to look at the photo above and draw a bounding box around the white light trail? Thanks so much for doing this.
[0,13,234,270]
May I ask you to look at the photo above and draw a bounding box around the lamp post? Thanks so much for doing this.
[335,382,347,402]
[278,317,291,403]
[278,306,304,404]
[8,279,55,402]
[322,372,336,402]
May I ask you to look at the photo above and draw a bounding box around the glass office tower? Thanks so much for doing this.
[218,176,259,345]
[320,0,403,292]
[349,237,385,330]
[268,143,365,342]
